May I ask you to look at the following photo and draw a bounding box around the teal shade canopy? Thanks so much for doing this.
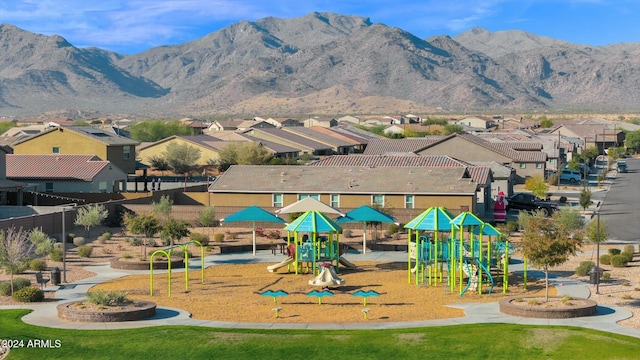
[223,206,285,224]
[450,211,484,227]
[404,207,454,231]
[472,223,502,236]
[284,211,342,233]
[336,205,397,224]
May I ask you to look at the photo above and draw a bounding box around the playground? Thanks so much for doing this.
[89,255,549,323]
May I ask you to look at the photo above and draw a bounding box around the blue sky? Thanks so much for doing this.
[1,0,638,54]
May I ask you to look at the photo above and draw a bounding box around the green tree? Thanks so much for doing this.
[579,189,592,212]
[148,156,170,175]
[539,119,554,128]
[151,195,173,221]
[0,122,17,135]
[161,218,190,246]
[123,213,160,259]
[0,228,34,295]
[129,120,192,142]
[519,212,583,301]
[443,124,464,135]
[553,208,585,234]
[74,204,109,237]
[198,207,217,237]
[625,130,640,154]
[163,142,201,184]
[524,175,548,198]
[582,146,600,162]
[29,229,55,258]
[216,142,273,171]
[585,219,607,245]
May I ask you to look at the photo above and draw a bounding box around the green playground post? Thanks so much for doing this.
[503,241,509,293]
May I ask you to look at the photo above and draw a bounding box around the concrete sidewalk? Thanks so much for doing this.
[2,250,640,338]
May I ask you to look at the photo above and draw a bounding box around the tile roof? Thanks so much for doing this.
[239,134,301,154]
[439,133,547,163]
[363,137,443,155]
[13,126,139,146]
[210,165,478,195]
[6,154,119,180]
[244,128,332,151]
[308,155,490,185]
[282,127,355,147]
[306,127,364,146]
[330,125,385,142]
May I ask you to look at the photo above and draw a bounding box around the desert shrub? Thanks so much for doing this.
[102,248,113,255]
[342,229,352,238]
[97,236,106,244]
[190,232,209,246]
[128,237,143,246]
[50,248,63,262]
[0,278,31,296]
[558,196,567,203]
[29,258,47,271]
[122,253,133,259]
[12,286,44,302]
[73,237,85,246]
[599,254,611,265]
[624,244,635,254]
[608,248,622,256]
[77,245,93,258]
[224,231,238,240]
[611,255,629,268]
[265,230,281,240]
[102,232,112,240]
[86,290,130,306]
[575,261,595,276]
[506,221,519,233]
[214,233,225,243]
[547,174,559,186]
[602,272,611,280]
[620,251,634,263]
[66,233,75,243]
[387,223,400,235]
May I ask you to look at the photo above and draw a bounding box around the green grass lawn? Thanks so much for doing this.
[1,309,640,359]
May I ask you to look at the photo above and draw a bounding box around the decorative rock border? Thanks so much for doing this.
[110,257,185,270]
[499,297,597,319]
[57,301,156,322]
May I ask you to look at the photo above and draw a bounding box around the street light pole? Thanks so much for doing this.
[596,211,600,295]
[62,207,67,283]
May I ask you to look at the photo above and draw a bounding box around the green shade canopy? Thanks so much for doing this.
[284,211,342,233]
[472,223,502,236]
[404,207,454,231]
[450,211,484,227]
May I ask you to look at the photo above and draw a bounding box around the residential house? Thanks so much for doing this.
[306,127,367,153]
[12,126,139,174]
[309,154,494,219]
[7,154,128,193]
[337,115,360,125]
[547,124,625,155]
[303,117,337,128]
[262,117,302,128]
[363,137,442,155]
[207,119,275,132]
[282,127,358,154]
[208,165,479,224]
[205,131,301,159]
[242,128,333,156]
[454,116,496,129]
[137,135,231,167]
[0,148,26,205]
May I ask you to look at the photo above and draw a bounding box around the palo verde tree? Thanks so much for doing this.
[163,142,201,185]
[123,213,160,259]
[216,142,273,172]
[0,227,34,295]
[585,218,608,259]
[525,175,549,199]
[148,155,171,175]
[198,206,217,237]
[74,204,109,238]
[151,195,173,221]
[161,218,191,246]
[579,189,592,212]
[519,210,583,301]
[29,229,55,259]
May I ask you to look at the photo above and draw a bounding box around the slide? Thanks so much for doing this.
[267,257,295,273]
[339,256,357,269]
[309,266,345,287]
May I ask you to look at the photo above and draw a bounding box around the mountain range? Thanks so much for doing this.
[1,12,639,118]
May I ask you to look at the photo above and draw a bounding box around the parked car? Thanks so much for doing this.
[506,192,559,217]
[560,169,581,183]
[617,160,627,173]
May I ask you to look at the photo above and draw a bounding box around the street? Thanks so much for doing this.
[598,157,640,243]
